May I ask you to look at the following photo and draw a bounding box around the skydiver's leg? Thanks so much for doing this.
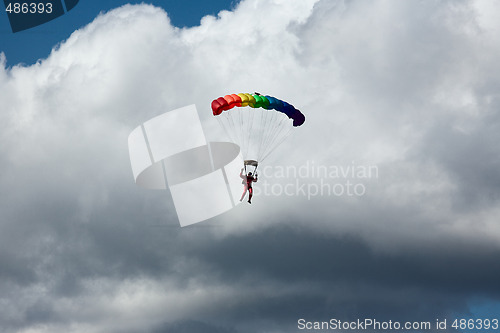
[248,187,253,203]
[240,186,248,201]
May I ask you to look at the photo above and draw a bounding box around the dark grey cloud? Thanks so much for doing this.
[414,107,500,212]
[152,320,237,333]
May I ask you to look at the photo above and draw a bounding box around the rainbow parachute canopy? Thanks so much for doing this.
[211,93,305,127]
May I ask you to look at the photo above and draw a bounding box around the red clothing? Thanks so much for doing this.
[240,170,257,186]
[240,170,258,202]
[246,175,257,188]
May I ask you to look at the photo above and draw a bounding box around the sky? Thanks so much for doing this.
[0,0,238,66]
[1,0,500,332]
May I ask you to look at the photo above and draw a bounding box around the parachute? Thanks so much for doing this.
[211,93,305,171]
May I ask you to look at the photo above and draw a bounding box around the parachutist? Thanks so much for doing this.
[240,168,258,204]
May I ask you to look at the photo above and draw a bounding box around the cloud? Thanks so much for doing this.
[1,0,500,332]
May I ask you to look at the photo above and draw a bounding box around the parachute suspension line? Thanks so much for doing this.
[272,116,292,150]
[262,110,279,160]
[259,108,279,161]
[234,109,247,160]
[241,109,248,158]
[225,111,244,159]
[260,115,292,162]
[260,125,293,162]
[258,108,281,161]
[256,108,271,162]
[245,107,256,161]
[216,116,227,141]
[232,109,240,158]
[222,112,234,143]
[266,110,283,149]
[238,109,248,158]
[217,114,235,146]
[266,115,288,152]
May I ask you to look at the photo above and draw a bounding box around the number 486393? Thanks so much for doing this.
[5,2,53,14]
[452,319,499,330]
